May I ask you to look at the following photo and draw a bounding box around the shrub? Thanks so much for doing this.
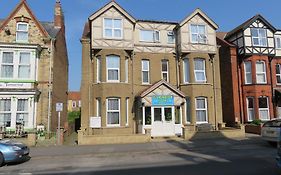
[250,119,262,126]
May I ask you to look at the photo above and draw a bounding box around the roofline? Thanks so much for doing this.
[137,19,178,25]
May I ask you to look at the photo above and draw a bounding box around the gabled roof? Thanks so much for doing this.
[0,0,49,38]
[68,91,81,101]
[179,8,218,30]
[225,14,277,39]
[140,80,185,98]
[89,1,136,23]
[216,32,236,47]
[81,22,90,39]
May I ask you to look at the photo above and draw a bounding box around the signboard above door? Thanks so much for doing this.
[152,95,174,106]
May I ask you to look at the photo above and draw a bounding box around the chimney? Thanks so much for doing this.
[54,0,64,28]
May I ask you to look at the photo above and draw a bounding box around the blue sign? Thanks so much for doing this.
[152,96,174,106]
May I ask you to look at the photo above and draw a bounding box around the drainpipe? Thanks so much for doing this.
[269,56,274,118]
[210,54,217,130]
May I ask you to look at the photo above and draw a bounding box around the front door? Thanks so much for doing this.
[151,107,175,137]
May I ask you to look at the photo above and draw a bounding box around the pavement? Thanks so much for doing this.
[30,133,264,158]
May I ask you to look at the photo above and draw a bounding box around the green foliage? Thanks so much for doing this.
[250,119,262,125]
[68,111,81,123]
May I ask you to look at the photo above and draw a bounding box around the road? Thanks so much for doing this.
[0,135,280,175]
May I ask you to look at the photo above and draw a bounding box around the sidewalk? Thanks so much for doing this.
[30,133,263,158]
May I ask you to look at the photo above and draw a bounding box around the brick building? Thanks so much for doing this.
[0,0,68,132]
[68,91,81,112]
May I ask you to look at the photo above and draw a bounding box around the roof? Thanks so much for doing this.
[140,80,185,98]
[68,92,81,101]
[137,19,178,25]
[225,14,277,39]
[40,21,60,38]
[216,32,236,47]
[81,22,90,39]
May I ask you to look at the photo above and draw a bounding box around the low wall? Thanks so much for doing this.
[245,124,261,135]
[78,130,151,145]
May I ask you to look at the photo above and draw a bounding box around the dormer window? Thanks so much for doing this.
[251,28,267,47]
[276,37,281,49]
[190,24,207,44]
[16,23,28,42]
[103,18,122,39]
[140,30,160,43]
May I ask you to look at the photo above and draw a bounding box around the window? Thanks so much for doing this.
[256,61,266,84]
[186,97,191,123]
[96,56,101,83]
[194,58,206,82]
[16,23,28,42]
[104,18,122,39]
[196,97,208,123]
[276,37,281,49]
[175,106,181,124]
[258,97,269,120]
[244,61,252,84]
[140,30,160,42]
[125,59,128,83]
[106,98,120,126]
[142,60,150,84]
[16,99,29,126]
[246,97,255,121]
[251,28,267,47]
[18,53,30,79]
[167,31,175,44]
[72,101,76,108]
[145,107,151,125]
[96,98,101,117]
[0,99,11,127]
[78,100,81,108]
[126,98,129,126]
[106,55,120,82]
[1,52,14,78]
[183,58,190,83]
[190,24,207,44]
[161,60,169,82]
[276,64,281,84]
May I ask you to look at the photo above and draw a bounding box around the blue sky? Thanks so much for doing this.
[0,0,281,91]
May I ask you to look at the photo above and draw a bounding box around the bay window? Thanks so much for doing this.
[276,64,281,84]
[244,61,252,84]
[106,98,120,126]
[258,97,269,120]
[256,61,266,84]
[246,97,255,121]
[0,99,11,127]
[183,58,190,83]
[194,58,206,82]
[195,97,208,123]
[106,55,120,82]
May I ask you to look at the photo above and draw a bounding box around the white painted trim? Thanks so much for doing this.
[16,22,29,43]
[190,24,207,44]
[246,97,255,122]
[103,18,123,40]
[244,61,252,84]
[141,60,150,84]
[183,58,190,84]
[126,97,129,126]
[96,56,101,83]
[125,59,128,83]
[258,96,270,121]
[106,98,120,127]
[106,55,120,82]
[195,97,208,123]
[194,58,207,83]
[161,60,169,82]
[256,61,267,84]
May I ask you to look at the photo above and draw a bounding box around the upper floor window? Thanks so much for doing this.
[142,60,150,84]
[96,56,101,83]
[276,37,281,49]
[256,61,266,84]
[244,61,252,84]
[190,24,207,44]
[104,18,122,39]
[276,64,281,84]
[161,60,169,82]
[140,30,159,43]
[183,58,190,83]
[194,58,206,82]
[251,28,267,47]
[16,23,28,42]
[1,51,32,80]
[106,55,120,82]
[167,31,175,44]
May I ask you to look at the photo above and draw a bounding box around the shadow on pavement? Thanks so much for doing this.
[5,155,31,167]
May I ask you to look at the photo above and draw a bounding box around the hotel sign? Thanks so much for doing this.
[0,83,32,89]
[152,95,174,106]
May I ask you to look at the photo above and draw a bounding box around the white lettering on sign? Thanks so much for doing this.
[0,83,32,89]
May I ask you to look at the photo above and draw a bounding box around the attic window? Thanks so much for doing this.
[190,24,207,44]
[16,22,28,42]
[251,28,267,47]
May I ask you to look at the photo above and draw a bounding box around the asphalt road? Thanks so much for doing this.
[0,136,280,175]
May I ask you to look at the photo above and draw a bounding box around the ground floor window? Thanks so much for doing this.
[258,97,269,120]
[195,97,208,123]
[0,99,11,127]
[106,98,120,126]
[16,99,29,126]
[145,107,151,125]
[175,106,181,124]
[246,97,255,121]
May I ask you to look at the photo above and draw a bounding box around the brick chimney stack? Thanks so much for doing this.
[54,0,64,29]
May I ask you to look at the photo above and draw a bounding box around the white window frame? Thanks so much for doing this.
[0,50,35,80]
[106,98,120,127]
[244,61,252,84]
[251,28,267,47]
[140,29,160,43]
[103,18,123,39]
[96,98,101,117]
[194,58,207,83]
[195,97,208,124]
[16,22,28,42]
[125,58,128,83]
[78,100,81,108]
[0,98,11,128]
[161,60,169,82]
[190,24,207,44]
[167,31,175,44]
[96,56,101,83]
[275,37,281,49]
[16,98,29,127]
[183,58,190,83]
[258,97,270,121]
[246,97,255,122]
[142,60,150,84]
[106,55,120,82]
[276,64,281,84]
[256,61,267,84]
[126,97,129,126]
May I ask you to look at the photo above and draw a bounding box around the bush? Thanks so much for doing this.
[68,111,81,123]
[250,119,262,125]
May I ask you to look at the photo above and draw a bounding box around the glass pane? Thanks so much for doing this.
[16,113,28,126]
[145,107,151,125]
[196,110,206,122]
[186,97,191,122]
[19,66,30,78]
[1,65,13,78]
[259,110,269,120]
[0,114,11,127]
[246,73,252,83]
[191,34,198,42]
[142,60,149,71]
[0,99,11,111]
[20,53,30,64]
[104,19,112,28]
[17,32,28,41]
[184,59,190,82]
[195,72,206,81]
[245,62,251,72]
[277,76,281,84]
[259,97,268,108]
[142,71,149,83]
[140,30,154,42]
[164,108,172,121]
[277,38,281,48]
[108,99,119,110]
[175,106,180,124]
[154,108,161,121]
[154,31,159,41]
[251,29,258,37]
[190,25,197,33]
[17,23,28,31]
[105,29,112,37]
[113,19,121,28]
[198,25,205,34]
[257,74,266,83]
[253,38,259,45]
[17,99,28,111]
[256,62,265,72]
[260,38,267,46]
[163,73,168,81]
[194,59,204,70]
[276,65,280,74]
[107,56,120,69]
[196,99,205,109]
[259,29,266,37]
[108,70,118,80]
[162,61,168,71]
[247,98,254,108]
[248,109,255,121]
[114,29,121,38]
[2,52,13,63]
[107,112,119,124]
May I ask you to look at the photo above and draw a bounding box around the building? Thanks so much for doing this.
[0,0,68,132]
[68,91,81,112]
[218,14,281,126]
[80,1,222,141]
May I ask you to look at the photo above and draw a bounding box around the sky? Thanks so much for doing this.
[0,0,281,91]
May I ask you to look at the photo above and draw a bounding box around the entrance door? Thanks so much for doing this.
[151,107,175,137]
